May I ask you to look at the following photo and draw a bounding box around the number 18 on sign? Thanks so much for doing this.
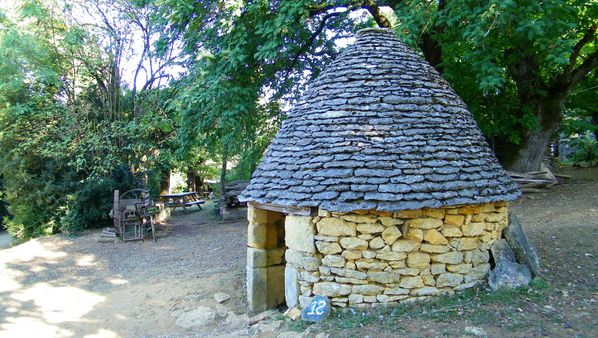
[301,295,331,322]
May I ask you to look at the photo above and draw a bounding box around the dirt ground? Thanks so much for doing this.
[0,167,596,337]
[507,167,598,337]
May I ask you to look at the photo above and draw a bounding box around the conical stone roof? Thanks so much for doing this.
[240,28,520,213]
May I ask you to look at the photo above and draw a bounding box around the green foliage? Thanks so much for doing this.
[568,132,598,167]
[61,179,115,234]
[394,0,597,165]
[0,0,181,239]
[0,7,73,238]
[1,0,596,237]
[61,167,142,234]
[158,0,360,180]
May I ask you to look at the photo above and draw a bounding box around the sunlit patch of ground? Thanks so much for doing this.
[0,205,248,337]
[0,239,67,292]
[0,239,109,338]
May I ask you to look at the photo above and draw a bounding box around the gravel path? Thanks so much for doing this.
[1,168,597,337]
[0,203,251,337]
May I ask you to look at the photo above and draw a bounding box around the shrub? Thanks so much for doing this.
[569,132,598,167]
[61,166,144,234]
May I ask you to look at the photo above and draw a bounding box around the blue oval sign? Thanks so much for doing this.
[301,295,331,322]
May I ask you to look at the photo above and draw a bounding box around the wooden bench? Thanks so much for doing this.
[161,191,205,211]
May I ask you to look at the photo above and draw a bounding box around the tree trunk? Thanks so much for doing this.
[419,0,446,74]
[219,147,228,219]
[195,174,203,192]
[509,127,557,172]
[159,170,170,195]
[186,169,196,191]
[509,98,564,172]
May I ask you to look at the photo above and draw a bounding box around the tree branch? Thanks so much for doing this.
[308,4,349,17]
[362,0,392,28]
[570,48,598,86]
[564,25,597,75]
[279,11,344,83]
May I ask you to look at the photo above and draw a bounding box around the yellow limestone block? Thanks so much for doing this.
[396,209,423,218]
[444,214,465,226]
[285,215,315,253]
[420,244,450,254]
[407,252,431,268]
[442,226,463,237]
[459,205,484,214]
[424,208,446,219]
[404,228,424,242]
[317,218,356,237]
[423,229,448,245]
[379,216,403,226]
[409,218,443,229]
[381,226,402,245]
[457,237,480,251]
[342,214,378,223]
[391,240,421,252]
[462,222,485,236]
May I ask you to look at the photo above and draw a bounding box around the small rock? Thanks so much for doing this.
[313,282,351,297]
[214,292,231,303]
[464,326,487,337]
[248,310,275,325]
[170,309,184,318]
[211,329,251,338]
[225,311,248,330]
[301,295,331,322]
[278,331,305,338]
[175,306,216,328]
[284,307,302,320]
[253,320,282,333]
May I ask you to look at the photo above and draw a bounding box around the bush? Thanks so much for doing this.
[61,166,144,234]
[61,178,115,234]
[2,158,74,240]
[569,132,598,167]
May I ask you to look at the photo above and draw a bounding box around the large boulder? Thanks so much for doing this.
[490,239,516,264]
[488,239,532,290]
[488,261,532,290]
[504,214,541,277]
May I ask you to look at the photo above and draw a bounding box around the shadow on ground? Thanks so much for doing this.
[0,203,248,337]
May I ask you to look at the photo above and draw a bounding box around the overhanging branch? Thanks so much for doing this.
[362,0,392,28]
[279,11,344,84]
[565,25,597,75]
[570,48,598,86]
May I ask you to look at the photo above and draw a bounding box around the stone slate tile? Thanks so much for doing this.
[239,28,520,212]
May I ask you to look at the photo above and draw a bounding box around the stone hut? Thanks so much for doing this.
[239,28,520,312]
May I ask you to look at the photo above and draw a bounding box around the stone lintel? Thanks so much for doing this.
[248,201,315,216]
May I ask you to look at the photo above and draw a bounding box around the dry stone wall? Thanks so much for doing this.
[285,202,508,308]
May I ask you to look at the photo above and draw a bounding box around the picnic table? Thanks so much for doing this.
[160,191,205,211]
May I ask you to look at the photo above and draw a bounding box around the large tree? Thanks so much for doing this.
[0,0,182,238]
[158,0,597,172]
[395,0,598,171]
